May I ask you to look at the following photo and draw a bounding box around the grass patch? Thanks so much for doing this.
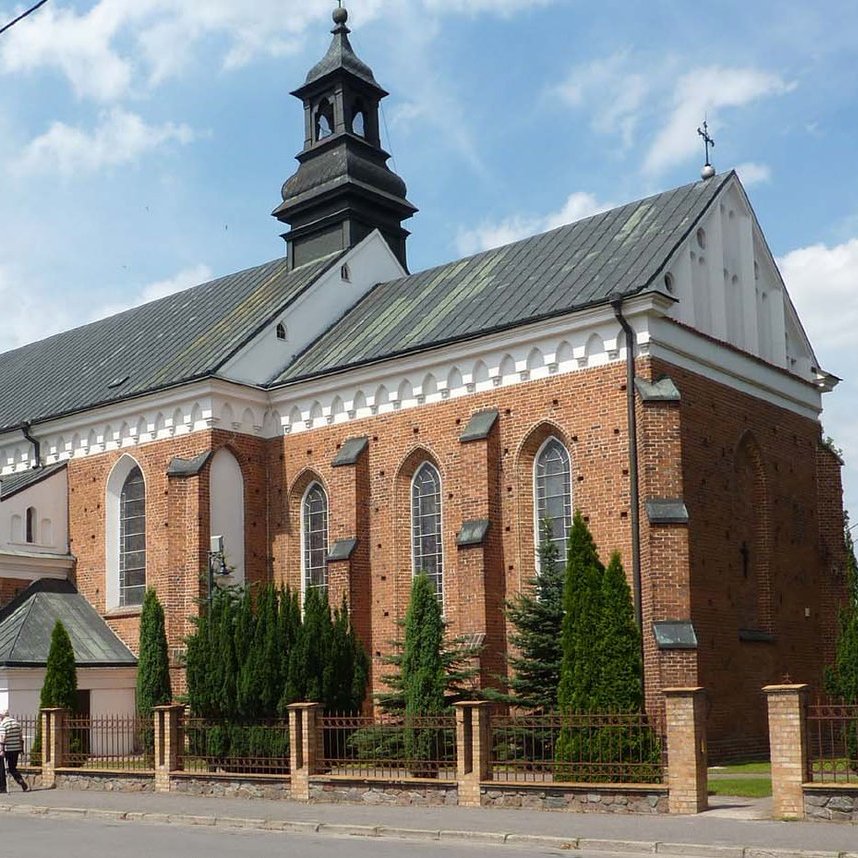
[709,761,771,775]
[708,777,772,798]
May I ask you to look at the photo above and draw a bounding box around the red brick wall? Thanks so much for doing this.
[650,358,846,759]
[60,353,845,761]
[0,577,28,609]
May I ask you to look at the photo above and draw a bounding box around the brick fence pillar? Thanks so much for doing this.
[40,708,67,789]
[454,701,491,808]
[153,705,183,793]
[288,702,322,801]
[664,687,708,814]
[764,684,808,819]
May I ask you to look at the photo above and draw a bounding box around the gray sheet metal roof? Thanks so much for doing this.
[274,174,730,384]
[0,463,66,501]
[0,254,339,435]
[0,580,136,668]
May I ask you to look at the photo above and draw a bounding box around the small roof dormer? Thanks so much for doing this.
[273,5,417,271]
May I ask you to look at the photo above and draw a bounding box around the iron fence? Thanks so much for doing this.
[181,717,290,776]
[13,714,40,769]
[806,702,858,784]
[321,713,457,780]
[489,711,664,784]
[64,714,152,772]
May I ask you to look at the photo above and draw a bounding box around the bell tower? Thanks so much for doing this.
[273,5,417,270]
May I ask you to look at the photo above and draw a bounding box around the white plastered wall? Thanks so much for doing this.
[0,469,68,554]
[209,448,245,584]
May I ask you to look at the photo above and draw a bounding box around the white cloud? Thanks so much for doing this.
[0,265,72,351]
[780,238,858,515]
[95,264,214,321]
[735,162,772,186]
[555,52,650,149]
[779,238,858,351]
[14,108,195,176]
[643,67,794,175]
[0,0,550,101]
[456,191,613,255]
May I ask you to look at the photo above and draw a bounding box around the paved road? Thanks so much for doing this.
[4,815,638,858]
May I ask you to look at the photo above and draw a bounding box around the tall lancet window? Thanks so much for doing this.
[534,438,572,564]
[119,466,146,606]
[411,462,443,598]
[302,482,329,592]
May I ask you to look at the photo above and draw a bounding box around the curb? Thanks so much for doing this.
[0,803,855,858]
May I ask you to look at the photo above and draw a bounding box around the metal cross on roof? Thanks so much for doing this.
[697,120,715,167]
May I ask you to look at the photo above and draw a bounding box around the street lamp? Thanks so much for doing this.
[208,534,229,603]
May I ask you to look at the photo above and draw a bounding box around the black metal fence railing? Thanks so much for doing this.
[489,711,664,784]
[13,714,40,769]
[64,714,153,772]
[321,713,457,780]
[806,703,858,784]
[181,717,290,776]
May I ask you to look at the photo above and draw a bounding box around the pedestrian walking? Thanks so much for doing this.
[0,710,29,793]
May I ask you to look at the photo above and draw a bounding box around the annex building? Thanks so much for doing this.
[0,7,847,758]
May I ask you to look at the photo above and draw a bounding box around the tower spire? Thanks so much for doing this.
[273,5,417,270]
[698,120,715,180]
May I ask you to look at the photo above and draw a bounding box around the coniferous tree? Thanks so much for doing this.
[493,519,565,711]
[31,620,80,765]
[136,588,172,716]
[557,511,604,714]
[596,552,643,712]
[42,619,78,711]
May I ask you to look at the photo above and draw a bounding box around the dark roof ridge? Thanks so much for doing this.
[398,173,733,287]
[0,256,289,365]
[0,463,67,501]
[0,579,75,627]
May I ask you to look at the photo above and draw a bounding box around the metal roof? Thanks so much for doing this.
[0,580,136,668]
[0,254,338,434]
[0,463,66,501]
[274,174,731,384]
[300,23,382,92]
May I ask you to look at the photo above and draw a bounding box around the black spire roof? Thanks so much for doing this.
[274,6,416,270]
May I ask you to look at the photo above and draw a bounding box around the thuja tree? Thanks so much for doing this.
[375,573,480,776]
[31,620,79,764]
[555,515,656,782]
[281,587,368,714]
[136,589,172,715]
[825,516,858,764]
[491,518,565,711]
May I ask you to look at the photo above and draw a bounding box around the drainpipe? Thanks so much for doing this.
[610,297,643,633]
[21,421,42,470]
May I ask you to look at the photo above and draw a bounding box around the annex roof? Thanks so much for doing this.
[0,579,136,668]
[274,173,731,384]
[0,254,340,434]
[0,463,66,501]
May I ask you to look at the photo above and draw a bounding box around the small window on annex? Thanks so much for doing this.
[411,462,443,598]
[25,506,37,544]
[119,466,146,607]
[302,482,329,592]
[534,437,572,563]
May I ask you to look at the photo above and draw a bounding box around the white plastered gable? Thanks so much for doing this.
[660,174,823,388]
[221,230,407,386]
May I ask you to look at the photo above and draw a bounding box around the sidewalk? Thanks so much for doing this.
[1,786,855,857]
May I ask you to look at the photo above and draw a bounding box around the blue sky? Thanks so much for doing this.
[0,0,856,521]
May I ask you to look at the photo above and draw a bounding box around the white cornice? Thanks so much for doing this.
[0,550,73,580]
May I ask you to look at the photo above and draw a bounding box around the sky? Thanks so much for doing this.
[0,0,856,521]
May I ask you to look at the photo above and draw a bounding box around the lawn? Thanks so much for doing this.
[708,761,772,797]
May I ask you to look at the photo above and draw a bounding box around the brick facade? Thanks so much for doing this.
[62,354,845,758]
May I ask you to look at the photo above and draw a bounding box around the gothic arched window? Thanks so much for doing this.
[302,482,329,592]
[534,437,572,563]
[119,466,146,607]
[411,462,443,598]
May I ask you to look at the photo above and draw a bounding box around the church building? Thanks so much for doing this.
[0,6,847,758]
